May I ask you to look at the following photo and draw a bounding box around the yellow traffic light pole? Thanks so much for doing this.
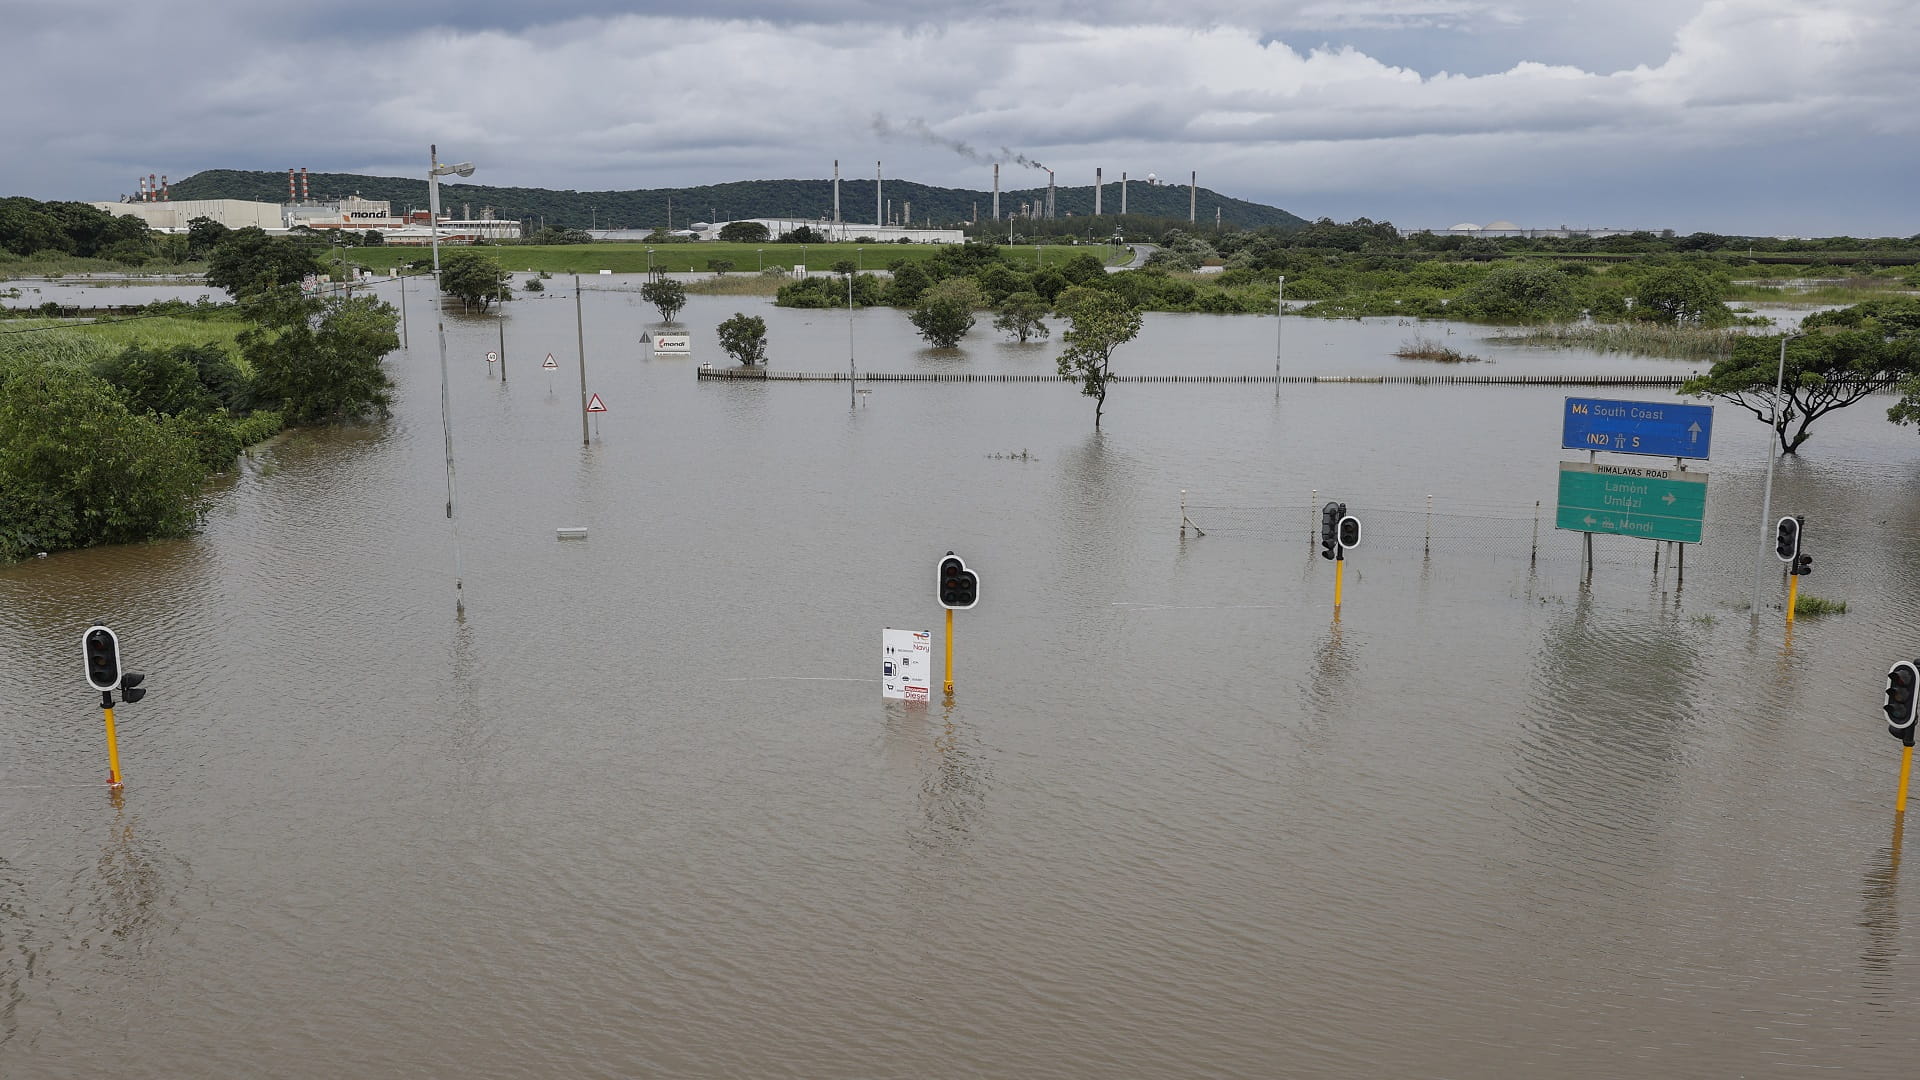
[1898,744,1913,815]
[1334,549,1345,610]
[944,608,955,696]
[1785,571,1799,628]
[101,692,123,788]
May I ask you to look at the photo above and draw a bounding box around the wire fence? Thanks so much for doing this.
[1178,492,1911,607]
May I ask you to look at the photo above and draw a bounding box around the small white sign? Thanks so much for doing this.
[586,393,608,413]
[599,269,612,275]
[882,628,932,702]
[653,333,690,355]
[543,353,559,370]
[486,350,498,363]
[792,264,807,277]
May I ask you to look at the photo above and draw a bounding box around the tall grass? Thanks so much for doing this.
[0,318,249,365]
[1493,322,1749,360]
[1726,279,1918,304]
[1393,336,1482,363]
[683,276,785,296]
[0,252,207,279]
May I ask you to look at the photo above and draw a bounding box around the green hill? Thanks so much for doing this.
[169,169,1307,233]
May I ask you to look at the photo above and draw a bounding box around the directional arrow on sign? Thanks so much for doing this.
[1584,515,1597,526]
[1688,422,1702,443]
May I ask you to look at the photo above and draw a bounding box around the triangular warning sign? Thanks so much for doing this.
[543,353,559,370]
[586,393,607,413]
[640,332,651,344]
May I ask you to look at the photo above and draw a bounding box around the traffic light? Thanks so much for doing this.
[937,552,979,610]
[1886,661,1920,746]
[1774,515,1802,562]
[1337,514,1362,550]
[1320,502,1345,561]
[119,671,147,704]
[1792,552,1812,577]
[82,625,121,692]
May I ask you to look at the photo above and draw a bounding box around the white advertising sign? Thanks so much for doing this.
[882,628,932,702]
[653,333,691,355]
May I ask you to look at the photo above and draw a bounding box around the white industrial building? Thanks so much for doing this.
[89,193,521,243]
[1409,221,1642,239]
[715,218,964,244]
[88,198,284,232]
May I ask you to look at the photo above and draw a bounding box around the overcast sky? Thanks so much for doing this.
[6,0,1914,235]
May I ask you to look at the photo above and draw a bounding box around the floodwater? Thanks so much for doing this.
[5,275,1920,1077]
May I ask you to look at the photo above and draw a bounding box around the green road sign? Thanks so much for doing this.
[1556,461,1708,543]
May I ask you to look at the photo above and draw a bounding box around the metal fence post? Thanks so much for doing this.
[1531,500,1540,568]
[1425,494,1433,557]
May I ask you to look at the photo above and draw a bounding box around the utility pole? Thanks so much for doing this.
[575,274,590,445]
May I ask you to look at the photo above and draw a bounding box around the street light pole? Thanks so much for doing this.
[428,144,476,615]
[1275,275,1285,379]
[1751,331,1799,625]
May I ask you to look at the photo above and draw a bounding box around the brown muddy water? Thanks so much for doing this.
[4,277,1920,1077]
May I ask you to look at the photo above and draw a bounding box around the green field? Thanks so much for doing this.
[340,240,1132,276]
[0,317,248,365]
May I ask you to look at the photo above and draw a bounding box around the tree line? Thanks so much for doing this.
[1,228,400,561]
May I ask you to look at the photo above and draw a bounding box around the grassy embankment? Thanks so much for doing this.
[0,252,207,279]
[342,241,1126,276]
[0,316,248,362]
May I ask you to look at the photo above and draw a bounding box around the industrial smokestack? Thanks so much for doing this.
[1047,169,1055,220]
[301,167,309,202]
[993,163,1000,221]
[833,160,841,235]
[1189,171,1196,223]
[149,174,157,202]
[1122,172,1128,215]
[289,168,296,203]
[876,161,882,231]
[138,176,147,202]
[1095,168,1102,216]
[161,175,168,201]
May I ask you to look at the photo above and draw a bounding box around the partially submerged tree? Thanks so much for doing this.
[910,277,983,348]
[1055,286,1143,429]
[438,250,512,313]
[1683,325,1919,455]
[993,291,1050,343]
[717,313,768,366]
[1631,265,1731,325]
[241,286,399,423]
[641,278,687,323]
[1451,263,1580,322]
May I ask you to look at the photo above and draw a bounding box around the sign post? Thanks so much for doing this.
[882,628,932,702]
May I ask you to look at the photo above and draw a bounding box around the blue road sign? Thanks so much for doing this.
[1562,397,1714,459]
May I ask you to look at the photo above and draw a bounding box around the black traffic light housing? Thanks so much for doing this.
[1337,514,1362,550]
[1320,502,1345,561]
[1792,552,1812,577]
[1774,515,1802,562]
[83,625,121,692]
[120,671,147,704]
[1887,661,1919,746]
[937,551,979,610]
